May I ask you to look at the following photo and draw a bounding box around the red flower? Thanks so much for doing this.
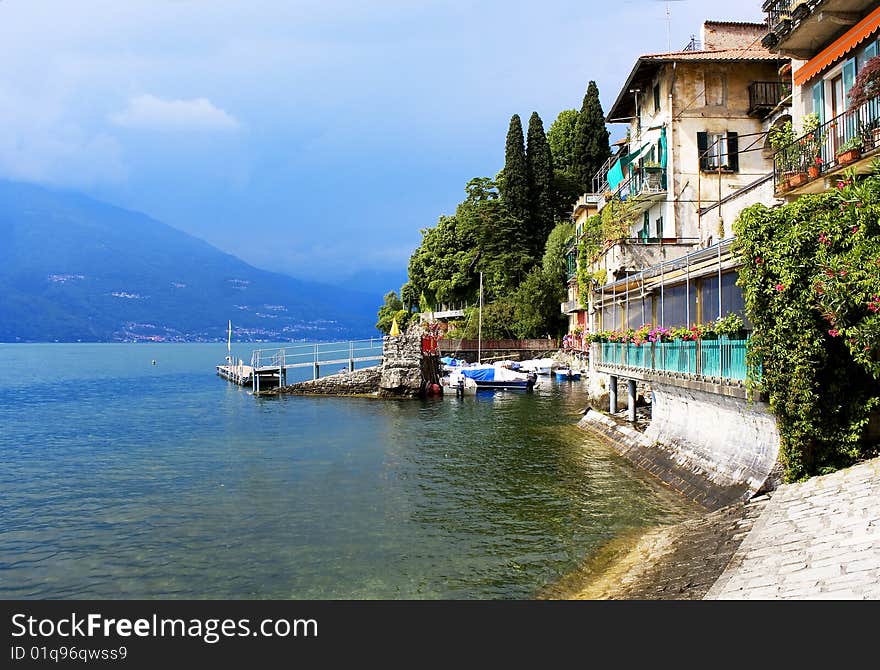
[829,329,840,337]
[839,270,847,277]
[852,226,859,233]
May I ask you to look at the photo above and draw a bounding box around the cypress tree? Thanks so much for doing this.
[500,114,530,224]
[573,81,611,193]
[526,111,555,259]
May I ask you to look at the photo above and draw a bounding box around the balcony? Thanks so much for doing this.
[593,338,753,383]
[560,299,581,315]
[612,167,668,215]
[773,92,880,196]
[762,0,876,59]
[748,81,793,118]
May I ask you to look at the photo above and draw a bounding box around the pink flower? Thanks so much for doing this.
[839,270,847,277]
[852,226,859,233]
[775,284,785,292]
[829,329,840,337]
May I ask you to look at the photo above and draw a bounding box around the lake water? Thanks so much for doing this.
[0,343,697,599]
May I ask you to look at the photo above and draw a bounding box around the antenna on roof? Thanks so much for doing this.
[651,0,686,52]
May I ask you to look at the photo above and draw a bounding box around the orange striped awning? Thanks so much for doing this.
[793,6,880,87]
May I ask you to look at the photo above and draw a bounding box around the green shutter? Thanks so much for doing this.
[843,57,857,108]
[727,132,739,172]
[812,81,825,123]
[697,132,709,171]
[865,42,877,61]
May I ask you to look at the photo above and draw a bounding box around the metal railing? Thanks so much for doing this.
[592,154,618,195]
[764,0,819,30]
[616,166,668,202]
[251,339,384,369]
[595,337,753,382]
[774,93,880,191]
[749,81,792,116]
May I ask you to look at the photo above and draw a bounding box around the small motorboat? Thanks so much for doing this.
[520,358,555,375]
[554,368,581,381]
[458,364,537,391]
[440,371,478,396]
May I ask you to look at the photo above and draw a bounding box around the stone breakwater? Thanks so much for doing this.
[276,367,381,396]
[273,327,436,399]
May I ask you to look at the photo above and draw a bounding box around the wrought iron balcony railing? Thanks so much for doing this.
[773,92,880,192]
[748,81,793,117]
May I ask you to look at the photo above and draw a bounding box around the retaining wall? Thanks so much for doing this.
[579,382,780,510]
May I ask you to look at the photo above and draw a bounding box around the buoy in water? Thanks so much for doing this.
[151,360,157,366]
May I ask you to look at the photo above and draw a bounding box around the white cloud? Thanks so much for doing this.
[110,94,240,132]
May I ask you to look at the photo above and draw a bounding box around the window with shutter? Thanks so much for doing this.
[697,132,709,171]
[727,132,739,172]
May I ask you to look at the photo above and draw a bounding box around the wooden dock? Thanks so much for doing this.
[217,339,384,393]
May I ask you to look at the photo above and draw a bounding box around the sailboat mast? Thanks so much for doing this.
[477,272,483,364]
[227,320,232,356]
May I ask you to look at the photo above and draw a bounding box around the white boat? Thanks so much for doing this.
[440,370,478,396]
[458,363,537,391]
[554,368,581,381]
[521,358,555,375]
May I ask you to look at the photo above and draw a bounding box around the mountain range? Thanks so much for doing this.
[0,181,387,342]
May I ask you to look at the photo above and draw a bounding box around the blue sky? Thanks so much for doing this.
[0,0,765,284]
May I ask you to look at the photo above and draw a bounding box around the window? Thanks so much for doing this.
[697,131,739,172]
[654,216,663,239]
[706,132,727,169]
[653,83,661,114]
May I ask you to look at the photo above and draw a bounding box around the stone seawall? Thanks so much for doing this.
[579,383,780,509]
[277,367,381,396]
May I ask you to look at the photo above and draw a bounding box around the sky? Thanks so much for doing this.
[0,0,766,284]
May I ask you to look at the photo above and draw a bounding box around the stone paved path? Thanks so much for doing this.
[706,457,880,600]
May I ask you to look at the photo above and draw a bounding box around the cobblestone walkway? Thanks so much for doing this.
[706,457,880,600]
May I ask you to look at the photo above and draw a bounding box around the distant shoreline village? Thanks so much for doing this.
[219,11,880,598]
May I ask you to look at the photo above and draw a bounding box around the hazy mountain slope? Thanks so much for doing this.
[0,181,380,342]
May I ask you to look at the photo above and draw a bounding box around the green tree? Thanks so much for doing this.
[573,81,611,193]
[500,114,530,223]
[526,112,555,260]
[551,169,582,222]
[547,109,579,175]
[542,221,575,282]
[376,291,411,334]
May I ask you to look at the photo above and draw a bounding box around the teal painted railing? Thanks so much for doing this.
[597,337,752,382]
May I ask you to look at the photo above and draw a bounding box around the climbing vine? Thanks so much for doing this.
[576,197,638,305]
[734,167,880,482]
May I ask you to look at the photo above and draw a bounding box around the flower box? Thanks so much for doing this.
[807,165,820,179]
[788,172,809,188]
[837,148,861,165]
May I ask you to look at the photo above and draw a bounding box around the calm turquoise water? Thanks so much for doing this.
[0,343,695,599]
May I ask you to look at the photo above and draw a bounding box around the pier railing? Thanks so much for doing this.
[595,337,754,382]
[251,339,384,371]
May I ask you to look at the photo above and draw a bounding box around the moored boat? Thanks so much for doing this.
[554,368,581,381]
[459,364,537,391]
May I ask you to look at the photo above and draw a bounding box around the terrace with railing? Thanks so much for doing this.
[748,80,792,118]
[774,92,880,195]
[594,337,754,383]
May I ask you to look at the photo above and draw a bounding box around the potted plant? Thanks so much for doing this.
[808,155,823,179]
[837,136,863,165]
[849,55,880,109]
[788,170,809,188]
